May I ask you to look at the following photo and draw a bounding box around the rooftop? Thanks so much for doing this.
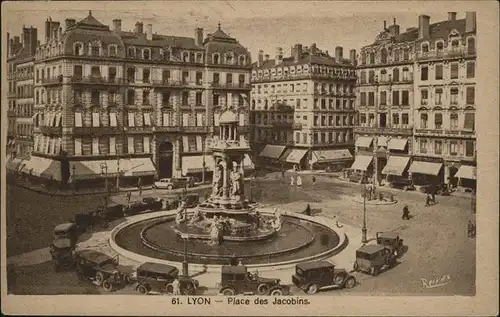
[137,262,178,274]
[296,260,334,271]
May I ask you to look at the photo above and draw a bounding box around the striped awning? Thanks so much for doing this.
[355,136,373,148]
[21,156,62,181]
[350,155,373,171]
[182,155,211,175]
[381,156,411,176]
[311,149,353,163]
[408,161,443,176]
[70,158,157,180]
[281,149,308,164]
[259,145,287,159]
[387,138,408,151]
[454,165,476,180]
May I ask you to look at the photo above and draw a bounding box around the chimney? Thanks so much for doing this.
[349,49,357,65]
[310,43,317,56]
[335,46,343,62]
[258,49,264,67]
[23,27,38,55]
[65,18,76,30]
[293,44,302,62]
[264,54,270,61]
[195,27,203,46]
[45,19,51,42]
[418,15,430,39]
[465,12,476,33]
[135,22,143,34]
[275,47,283,65]
[51,22,60,41]
[112,19,122,32]
[448,12,457,21]
[384,20,387,30]
[146,24,153,40]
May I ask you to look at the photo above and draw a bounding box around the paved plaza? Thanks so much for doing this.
[6,173,475,296]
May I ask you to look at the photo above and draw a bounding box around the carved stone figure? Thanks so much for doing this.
[212,165,223,197]
[230,163,243,196]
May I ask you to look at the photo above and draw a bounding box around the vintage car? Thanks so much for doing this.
[49,238,75,272]
[53,223,79,247]
[75,250,132,292]
[292,261,356,294]
[353,244,397,276]
[153,177,195,190]
[134,262,199,295]
[141,197,164,211]
[217,265,290,296]
[124,197,163,216]
[99,203,125,221]
[376,232,405,257]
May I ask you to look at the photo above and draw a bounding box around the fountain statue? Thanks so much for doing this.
[173,109,282,243]
[175,201,188,225]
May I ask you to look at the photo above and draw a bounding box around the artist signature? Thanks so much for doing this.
[421,274,451,289]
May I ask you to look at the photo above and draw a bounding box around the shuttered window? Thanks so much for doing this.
[127,137,135,154]
[182,113,189,126]
[143,112,151,126]
[92,137,99,155]
[143,136,150,153]
[92,112,100,127]
[128,112,135,127]
[74,138,82,155]
[109,137,116,154]
[74,112,83,127]
[464,113,475,130]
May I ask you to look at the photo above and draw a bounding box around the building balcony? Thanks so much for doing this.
[155,126,181,133]
[211,82,251,90]
[354,125,413,136]
[40,126,62,136]
[416,49,476,61]
[71,76,127,86]
[7,92,16,98]
[180,126,210,133]
[73,126,122,135]
[414,128,476,138]
[125,126,153,134]
[252,72,356,84]
[41,76,63,86]
[17,73,34,81]
[151,79,194,88]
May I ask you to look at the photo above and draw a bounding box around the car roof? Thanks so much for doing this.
[221,265,247,274]
[137,262,178,274]
[296,260,334,271]
[378,232,399,239]
[52,238,73,248]
[54,223,76,231]
[357,244,386,254]
[77,249,113,263]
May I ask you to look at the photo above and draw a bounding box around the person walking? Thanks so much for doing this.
[281,169,285,179]
[171,277,181,295]
[126,191,132,205]
[431,186,437,205]
[304,204,312,216]
[312,175,316,185]
[137,177,143,196]
[296,175,303,187]
[402,205,410,220]
[290,175,295,187]
[425,193,431,207]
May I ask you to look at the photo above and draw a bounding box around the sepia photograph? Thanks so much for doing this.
[1,1,498,316]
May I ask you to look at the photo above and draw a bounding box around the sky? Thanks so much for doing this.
[3,1,464,60]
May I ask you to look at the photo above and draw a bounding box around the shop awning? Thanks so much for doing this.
[355,136,373,148]
[349,155,373,171]
[259,145,287,159]
[387,138,408,151]
[242,154,255,170]
[21,156,62,181]
[408,161,443,176]
[122,158,157,177]
[454,165,476,180]
[312,149,353,164]
[281,149,308,164]
[381,156,411,176]
[377,136,389,147]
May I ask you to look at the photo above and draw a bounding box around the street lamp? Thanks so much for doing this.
[100,162,109,205]
[362,184,368,243]
[202,136,206,184]
[180,233,189,276]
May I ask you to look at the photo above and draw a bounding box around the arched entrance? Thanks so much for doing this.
[158,141,174,178]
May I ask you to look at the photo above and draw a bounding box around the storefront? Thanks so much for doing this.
[258,144,287,169]
[355,136,374,149]
[349,154,373,182]
[454,164,476,191]
[310,149,353,171]
[382,155,411,184]
[279,148,308,170]
[408,159,444,186]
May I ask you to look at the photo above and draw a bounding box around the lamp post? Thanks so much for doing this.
[362,184,368,243]
[116,155,120,191]
[180,233,189,276]
[202,136,206,184]
[100,162,109,205]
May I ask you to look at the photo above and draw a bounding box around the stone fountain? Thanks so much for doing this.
[173,109,281,243]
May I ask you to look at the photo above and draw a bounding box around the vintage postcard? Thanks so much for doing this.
[1,1,498,316]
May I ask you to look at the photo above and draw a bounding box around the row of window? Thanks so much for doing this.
[359,68,412,84]
[359,113,410,127]
[420,61,475,81]
[14,104,34,117]
[361,48,411,65]
[16,123,33,137]
[419,37,475,55]
[418,138,475,157]
[420,86,475,106]
[359,90,410,107]
[313,115,355,127]
[254,129,353,145]
[419,112,475,130]
[11,84,34,98]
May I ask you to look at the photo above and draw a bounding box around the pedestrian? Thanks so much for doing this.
[296,175,303,187]
[425,194,431,207]
[290,175,295,186]
[126,191,132,204]
[431,187,437,205]
[402,205,410,220]
[137,177,143,196]
[171,277,181,295]
[237,259,243,266]
[312,175,316,185]
[304,204,312,216]
[281,169,285,179]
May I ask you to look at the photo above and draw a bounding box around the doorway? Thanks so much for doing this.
[158,141,174,178]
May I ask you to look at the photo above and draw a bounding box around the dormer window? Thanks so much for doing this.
[109,45,117,57]
[196,53,203,63]
[91,43,100,56]
[162,49,171,61]
[421,43,429,53]
[451,40,460,50]
[143,48,151,60]
[74,43,83,56]
[239,55,246,65]
[182,52,189,62]
[226,53,233,65]
[369,52,375,64]
[128,47,135,58]
[213,53,220,64]
[380,48,387,63]
[436,41,444,52]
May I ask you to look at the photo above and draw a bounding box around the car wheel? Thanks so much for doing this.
[221,288,235,296]
[353,262,359,272]
[257,283,269,295]
[95,272,104,285]
[333,274,345,285]
[124,275,131,284]
[137,284,148,295]
[344,276,356,289]
[182,281,196,295]
[152,185,156,189]
[371,266,380,276]
[166,283,174,294]
[306,284,318,295]
[102,280,113,292]
[167,185,173,190]
[270,288,283,296]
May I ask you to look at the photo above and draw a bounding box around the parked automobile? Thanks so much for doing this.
[353,244,397,276]
[388,178,415,191]
[53,223,79,247]
[74,204,125,233]
[153,177,195,190]
[141,197,164,211]
[134,262,198,295]
[124,197,163,216]
[292,261,356,294]
[217,265,290,296]
[75,250,132,292]
[99,203,125,222]
[376,232,405,257]
[50,238,75,272]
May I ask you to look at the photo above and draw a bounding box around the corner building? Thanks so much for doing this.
[30,11,251,188]
[251,44,357,171]
[354,12,477,191]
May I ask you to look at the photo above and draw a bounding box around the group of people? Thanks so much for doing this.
[290,175,303,187]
